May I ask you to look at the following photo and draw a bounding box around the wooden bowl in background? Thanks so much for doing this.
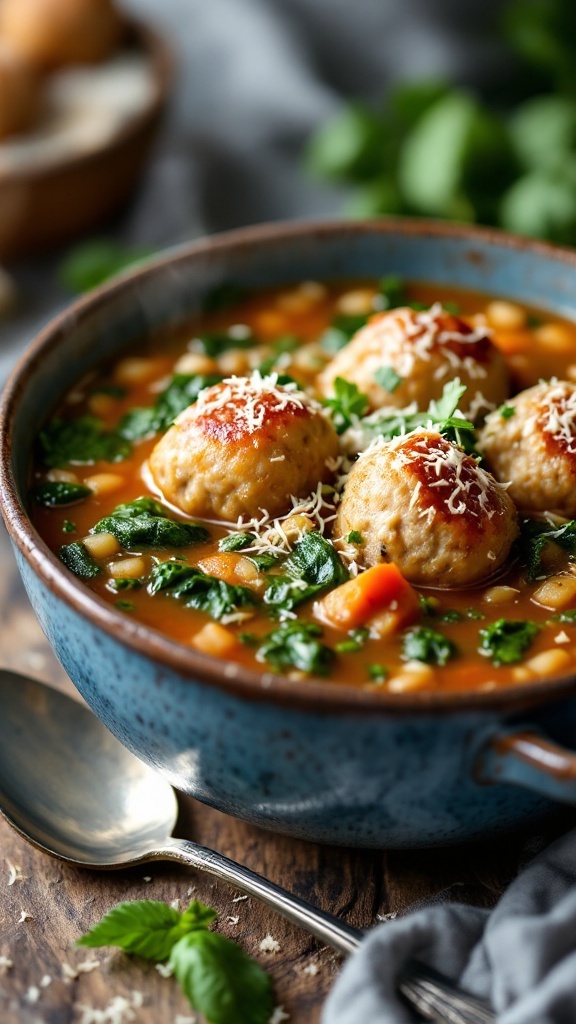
[0,20,172,259]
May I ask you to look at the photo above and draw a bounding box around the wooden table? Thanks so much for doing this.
[1,522,574,1024]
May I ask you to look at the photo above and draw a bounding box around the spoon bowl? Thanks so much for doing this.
[0,670,178,866]
[0,670,494,1023]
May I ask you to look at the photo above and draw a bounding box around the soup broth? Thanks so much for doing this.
[31,279,576,693]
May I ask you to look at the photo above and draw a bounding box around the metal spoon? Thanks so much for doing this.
[0,670,494,1023]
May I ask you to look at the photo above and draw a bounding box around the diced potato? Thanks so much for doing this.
[335,289,375,316]
[483,586,520,605]
[388,662,435,693]
[282,514,315,542]
[485,300,526,331]
[174,352,219,375]
[532,574,576,610]
[191,622,238,657]
[108,556,146,579]
[46,468,78,484]
[522,648,572,677]
[83,473,124,497]
[82,532,120,559]
[533,323,576,354]
[113,357,167,386]
[217,350,251,375]
[276,281,327,314]
[88,392,117,418]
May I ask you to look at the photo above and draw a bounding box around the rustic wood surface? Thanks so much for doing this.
[0,521,574,1024]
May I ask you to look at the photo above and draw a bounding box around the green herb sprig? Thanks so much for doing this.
[78,898,274,1024]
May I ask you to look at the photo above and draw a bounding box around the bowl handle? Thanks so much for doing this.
[475,728,576,804]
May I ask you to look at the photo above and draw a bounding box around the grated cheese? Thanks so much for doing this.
[269,1007,291,1024]
[155,962,174,978]
[259,934,281,953]
[188,371,322,436]
[78,991,144,1024]
[26,986,41,1004]
[18,910,33,922]
[0,955,13,973]
[537,382,576,453]
[6,861,24,885]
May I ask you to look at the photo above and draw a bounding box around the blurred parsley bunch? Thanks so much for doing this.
[306,0,576,244]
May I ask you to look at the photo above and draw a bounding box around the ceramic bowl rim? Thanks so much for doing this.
[3,216,576,715]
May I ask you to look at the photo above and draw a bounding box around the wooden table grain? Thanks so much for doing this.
[0,522,573,1024]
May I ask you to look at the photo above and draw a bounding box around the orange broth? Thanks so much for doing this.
[31,280,576,693]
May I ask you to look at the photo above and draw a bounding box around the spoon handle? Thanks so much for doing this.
[159,837,495,1024]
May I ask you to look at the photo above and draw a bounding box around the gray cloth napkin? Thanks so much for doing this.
[322,828,576,1023]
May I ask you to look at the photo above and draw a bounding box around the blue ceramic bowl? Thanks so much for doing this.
[4,219,576,848]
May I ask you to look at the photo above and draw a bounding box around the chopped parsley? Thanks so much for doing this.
[323,377,370,433]
[148,561,256,621]
[256,621,335,675]
[374,366,403,392]
[32,481,92,507]
[499,403,515,419]
[320,314,367,354]
[367,663,388,683]
[39,416,131,467]
[110,578,143,592]
[119,373,223,441]
[550,609,576,624]
[62,519,76,534]
[196,327,255,358]
[335,627,370,653]
[92,497,210,550]
[59,541,100,578]
[115,600,136,612]
[349,379,476,453]
[346,531,364,544]
[479,618,539,666]
[402,626,457,666]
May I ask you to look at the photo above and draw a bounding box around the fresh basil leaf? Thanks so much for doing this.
[60,542,100,578]
[32,481,92,507]
[179,901,218,932]
[402,626,457,666]
[39,416,131,467]
[510,95,576,172]
[478,618,539,666]
[324,377,370,433]
[119,373,223,441]
[148,561,257,621]
[170,930,273,1024]
[346,380,475,453]
[500,165,576,244]
[78,900,193,962]
[93,497,210,550]
[257,621,335,675]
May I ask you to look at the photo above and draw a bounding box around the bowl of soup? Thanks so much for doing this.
[3,218,576,847]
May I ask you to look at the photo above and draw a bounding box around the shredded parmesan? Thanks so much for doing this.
[187,371,322,435]
[259,934,281,953]
[537,382,576,453]
[78,991,144,1024]
[0,955,13,973]
[269,1007,291,1024]
[155,962,174,978]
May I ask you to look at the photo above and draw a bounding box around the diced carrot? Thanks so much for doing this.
[314,562,420,632]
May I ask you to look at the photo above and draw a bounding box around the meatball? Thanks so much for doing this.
[149,373,340,522]
[478,381,576,516]
[335,430,518,587]
[318,303,508,416]
[0,0,123,70]
[0,43,39,139]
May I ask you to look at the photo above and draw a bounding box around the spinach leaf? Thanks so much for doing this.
[264,531,349,614]
[39,416,131,467]
[218,532,256,552]
[32,481,92,506]
[148,561,256,621]
[324,377,370,433]
[520,517,576,579]
[335,627,370,653]
[93,497,210,550]
[119,373,223,441]
[402,626,457,665]
[256,621,335,675]
[479,618,539,666]
[60,541,100,578]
